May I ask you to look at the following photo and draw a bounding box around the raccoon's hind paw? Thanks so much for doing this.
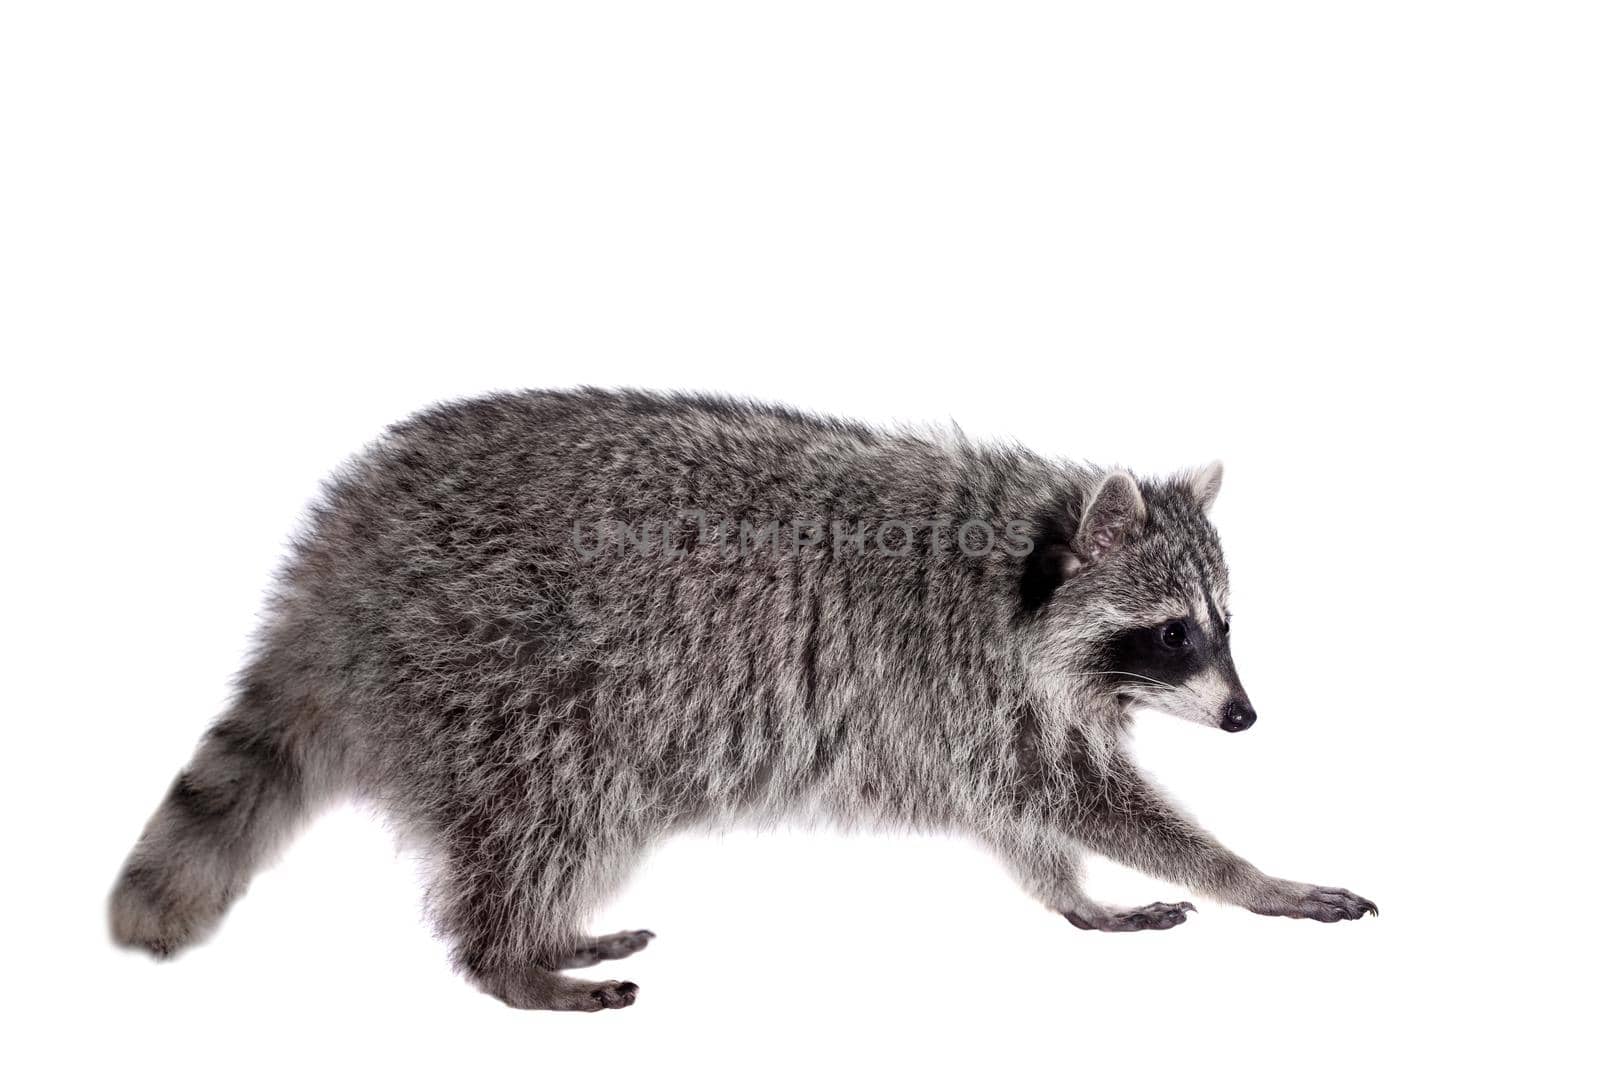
[473,967,642,1011]
[547,929,656,970]
[1064,901,1195,932]
[585,980,640,1010]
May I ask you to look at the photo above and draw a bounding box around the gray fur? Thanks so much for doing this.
[109,388,1375,1011]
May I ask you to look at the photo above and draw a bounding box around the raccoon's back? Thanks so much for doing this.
[288,387,912,633]
[291,388,960,634]
[273,389,1034,808]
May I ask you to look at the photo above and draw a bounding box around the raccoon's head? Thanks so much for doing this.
[1022,462,1256,733]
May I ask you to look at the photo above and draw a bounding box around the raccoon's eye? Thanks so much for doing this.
[1222,617,1231,635]
[1160,622,1188,648]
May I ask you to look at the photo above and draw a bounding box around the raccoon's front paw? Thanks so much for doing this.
[1064,901,1195,932]
[1248,880,1377,922]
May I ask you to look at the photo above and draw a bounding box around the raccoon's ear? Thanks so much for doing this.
[1187,461,1224,513]
[1073,471,1147,563]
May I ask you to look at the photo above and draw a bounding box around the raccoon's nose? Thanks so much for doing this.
[1220,701,1257,732]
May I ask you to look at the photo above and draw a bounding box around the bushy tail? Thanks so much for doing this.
[110,686,313,957]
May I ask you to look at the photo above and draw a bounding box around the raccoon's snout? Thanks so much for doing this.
[1220,700,1257,733]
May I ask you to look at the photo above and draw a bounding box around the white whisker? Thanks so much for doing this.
[1065,670,1179,692]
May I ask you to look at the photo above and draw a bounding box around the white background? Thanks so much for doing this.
[3,2,1595,1063]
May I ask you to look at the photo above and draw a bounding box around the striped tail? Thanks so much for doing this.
[109,685,312,957]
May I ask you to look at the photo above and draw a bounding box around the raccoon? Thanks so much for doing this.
[110,388,1375,1011]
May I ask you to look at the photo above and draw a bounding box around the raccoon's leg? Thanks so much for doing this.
[990,830,1195,932]
[431,809,651,1010]
[1065,752,1377,922]
[472,964,641,1011]
[442,869,646,1009]
[543,929,656,970]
